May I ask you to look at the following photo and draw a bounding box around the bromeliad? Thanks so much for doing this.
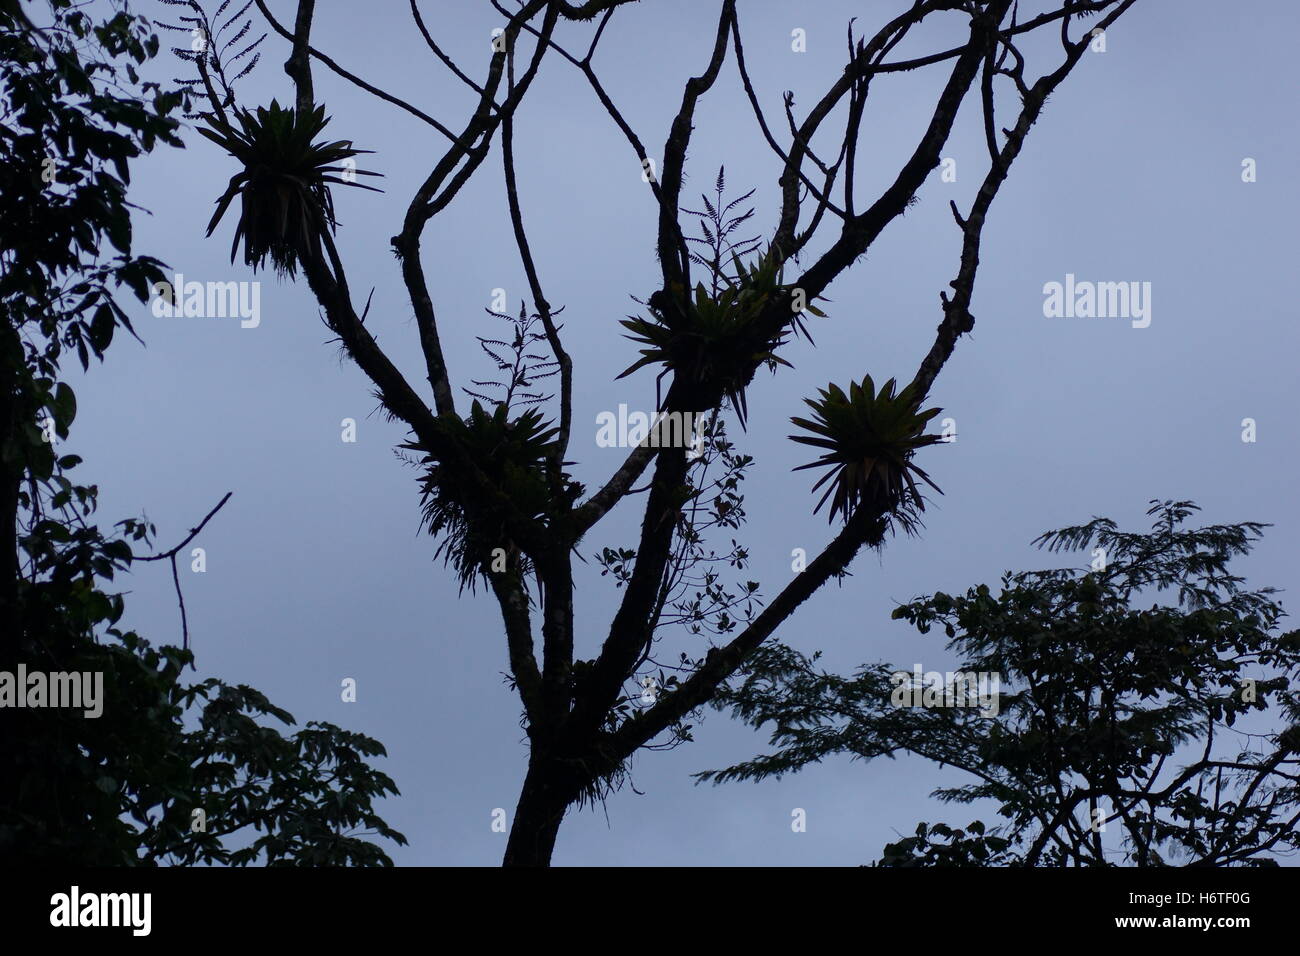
[618,246,824,428]
[790,375,943,526]
[198,100,380,278]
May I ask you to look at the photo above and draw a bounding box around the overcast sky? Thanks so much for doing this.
[68,0,1300,864]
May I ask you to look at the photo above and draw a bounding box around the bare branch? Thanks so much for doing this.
[569,445,656,536]
[136,492,234,564]
[501,48,573,459]
[252,0,458,140]
[501,2,662,204]
[489,568,544,728]
[394,0,557,418]
[285,0,314,114]
[656,1,735,290]
[138,491,233,656]
[410,0,488,97]
[553,0,641,21]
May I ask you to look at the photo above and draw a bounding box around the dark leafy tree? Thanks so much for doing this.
[703,501,1300,867]
[178,0,1144,864]
[876,821,1019,867]
[0,0,403,866]
[138,679,407,866]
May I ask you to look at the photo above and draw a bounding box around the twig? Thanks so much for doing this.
[138,491,233,657]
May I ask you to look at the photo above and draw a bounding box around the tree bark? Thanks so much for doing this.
[0,324,24,625]
[502,756,580,867]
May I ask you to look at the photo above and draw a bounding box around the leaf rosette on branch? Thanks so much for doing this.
[405,401,564,591]
[198,99,380,277]
[618,247,824,427]
[790,375,943,527]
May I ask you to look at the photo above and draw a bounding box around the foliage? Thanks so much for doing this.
[162,0,1150,865]
[661,416,761,639]
[0,0,183,376]
[198,99,380,277]
[595,415,762,749]
[1,0,404,866]
[139,677,406,866]
[5,627,408,866]
[874,821,1018,867]
[407,401,563,591]
[682,166,761,299]
[465,301,562,411]
[619,243,822,428]
[704,501,1300,866]
[156,0,266,116]
[790,375,943,526]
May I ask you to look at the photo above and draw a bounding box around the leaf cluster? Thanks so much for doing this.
[790,375,943,526]
[199,99,380,277]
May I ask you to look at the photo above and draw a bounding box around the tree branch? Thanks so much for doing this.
[252,0,458,140]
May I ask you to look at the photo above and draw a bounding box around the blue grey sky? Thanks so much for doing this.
[68,0,1300,864]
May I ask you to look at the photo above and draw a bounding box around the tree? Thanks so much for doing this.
[702,501,1300,866]
[175,0,1143,865]
[0,0,404,866]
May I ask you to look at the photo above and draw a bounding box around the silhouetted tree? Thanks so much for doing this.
[0,0,404,866]
[703,501,1300,867]
[179,0,1143,864]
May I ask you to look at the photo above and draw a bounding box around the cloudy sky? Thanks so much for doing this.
[69,0,1299,864]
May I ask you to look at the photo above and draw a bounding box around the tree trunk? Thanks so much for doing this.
[0,324,23,624]
[502,757,579,867]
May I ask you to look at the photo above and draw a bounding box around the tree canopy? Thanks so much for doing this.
[0,0,404,866]
[704,501,1300,866]
[162,0,1146,864]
